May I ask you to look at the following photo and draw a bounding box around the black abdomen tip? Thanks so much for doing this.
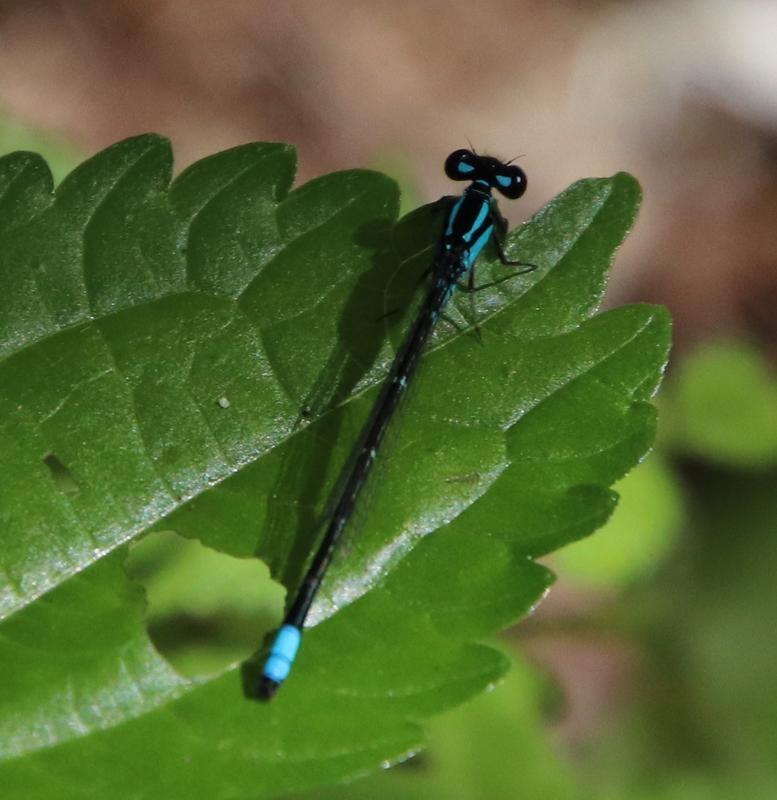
[257,675,281,701]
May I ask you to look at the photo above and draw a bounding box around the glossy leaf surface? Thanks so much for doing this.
[0,136,669,798]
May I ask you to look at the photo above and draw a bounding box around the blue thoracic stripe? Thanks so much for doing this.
[463,199,490,243]
[256,147,530,701]
[445,196,464,237]
[466,224,494,267]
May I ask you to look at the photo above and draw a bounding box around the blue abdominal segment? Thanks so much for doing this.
[262,625,302,684]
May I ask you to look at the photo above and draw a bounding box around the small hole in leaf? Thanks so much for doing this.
[43,453,80,495]
[125,531,284,678]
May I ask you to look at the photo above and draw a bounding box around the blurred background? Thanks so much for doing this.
[2,2,776,798]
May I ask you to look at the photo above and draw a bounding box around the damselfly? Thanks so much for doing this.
[257,149,533,699]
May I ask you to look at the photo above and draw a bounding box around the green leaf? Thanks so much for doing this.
[0,136,670,798]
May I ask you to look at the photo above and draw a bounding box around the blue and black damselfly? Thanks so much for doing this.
[257,149,534,699]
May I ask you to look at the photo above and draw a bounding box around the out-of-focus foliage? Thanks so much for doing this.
[0,111,80,185]
[665,340,777,467]
[584,466,777,800]
[559,340,777,799]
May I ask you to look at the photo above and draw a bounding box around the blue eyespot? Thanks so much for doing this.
[458,162,475,173]
[496,174,512,187]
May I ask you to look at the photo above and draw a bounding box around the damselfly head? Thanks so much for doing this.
[444,149,527,199]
